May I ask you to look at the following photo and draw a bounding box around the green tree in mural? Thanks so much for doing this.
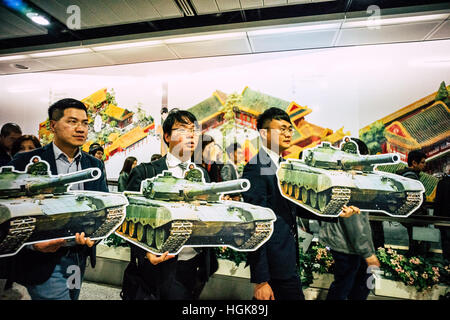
[435,81,450,105]
[359,120,386,154]
[220,93,242,161]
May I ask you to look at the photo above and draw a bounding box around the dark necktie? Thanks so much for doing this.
[178,162,188,172]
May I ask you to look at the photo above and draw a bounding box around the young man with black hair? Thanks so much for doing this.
[396,150,429,257]
[396,150,427,180]
[242,107,360,300]
[125,109,218,300]
[7,98,108,300]
[0,123,22,167]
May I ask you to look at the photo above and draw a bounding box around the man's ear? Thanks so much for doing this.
[259,128,268,141]
[49,120,56,133]
[163,132,170,146]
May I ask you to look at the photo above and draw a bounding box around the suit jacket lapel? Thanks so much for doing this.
[152,155,168,175]
[41,143,58,175]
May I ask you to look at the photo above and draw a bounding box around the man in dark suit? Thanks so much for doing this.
[126,109,218,300]
[6,98,107,300]
[0,123,22,167]
[242,107,359,300]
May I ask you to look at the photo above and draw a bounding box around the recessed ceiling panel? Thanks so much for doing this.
[427,19,450,40]
[95,45,178,64]
[249,29,338,52]
[191,0,219,15]
[167,36,251,58]
[336,21,444,46]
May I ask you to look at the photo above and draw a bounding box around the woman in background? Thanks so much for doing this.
[11,135,41,156]
[118,156,137,192]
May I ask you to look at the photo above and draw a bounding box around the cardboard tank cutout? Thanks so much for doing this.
[277,138,425,217]
[116,164,276,255]
[0,158,128,257]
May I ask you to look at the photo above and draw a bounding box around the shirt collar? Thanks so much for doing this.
[166,151,188,168]
[53,142,82,162]
[262,145,281,168]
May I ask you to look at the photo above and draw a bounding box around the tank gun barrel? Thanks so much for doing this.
[26,168,101,193]
[341,154,399,169]
[185,179,249,198]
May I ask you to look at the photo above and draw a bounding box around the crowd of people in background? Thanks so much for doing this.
[0,98,448,301]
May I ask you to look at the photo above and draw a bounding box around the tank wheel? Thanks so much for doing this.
[309,190,318,208]
[287,183,294,197]
[301,187,308,204]
[294,185,301,200]
[318,192,329,213]
[282,182,289,195]
[136,223,145,242]
[128,221,136,238]
[146,226,155,247]
[120,220,128,234]
[155,227,168,251]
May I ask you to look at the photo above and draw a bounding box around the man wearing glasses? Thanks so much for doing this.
[7,98,108,300]
[242,107,360,300]
[126,109,218,300]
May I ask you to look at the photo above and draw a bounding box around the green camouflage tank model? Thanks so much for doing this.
[0,160,128,258]
[277,142,425,217]
[116,171,276,255]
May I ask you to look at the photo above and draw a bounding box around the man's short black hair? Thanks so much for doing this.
[48,98,88,121]
[89,144,104,156]
[256,107,291,131]
[162,109,198,145]
[407,150,426,167]
[0,123,22,137]
[226,142,241,156]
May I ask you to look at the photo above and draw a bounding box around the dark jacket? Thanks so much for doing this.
[5,142,108,286]
[126,156,218,294]
[319,212,375,258]
[396,167,420,180]
[0,145,11,167]
[118,171,129,192]
[242,149,336,284]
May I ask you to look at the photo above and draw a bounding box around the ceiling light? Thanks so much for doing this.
[247,23,341,36]
[26,12,50,26]
[343,13,450,28]
[164,32,246,44]
[0,54,28,61]
[29,48,92,58]
[92,40,163,51]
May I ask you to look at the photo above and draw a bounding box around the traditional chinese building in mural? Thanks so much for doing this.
[385,101,449,161]
[103,104,133,129]
[188,87,349,160]
[361,83,450,174]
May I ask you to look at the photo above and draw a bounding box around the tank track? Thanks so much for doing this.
[160,221,193,253]
[318,187,351,215]
[90,207,126,239]
[239,222,273,250]
[0,217,36,256]
[395,192,422,216]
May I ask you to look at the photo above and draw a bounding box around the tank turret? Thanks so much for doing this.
[277,142,425,217]
[0,164,100,198]
[303,142,399,171]
[141,171,249,202]
[116,170,275,255]
[0,161,127,258]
